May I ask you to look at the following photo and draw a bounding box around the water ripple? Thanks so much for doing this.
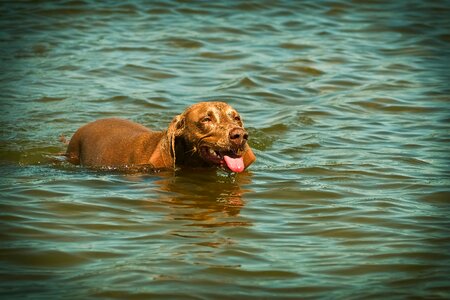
[1,0,449,299]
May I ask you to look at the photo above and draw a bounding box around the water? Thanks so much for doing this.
[1,0,449,298]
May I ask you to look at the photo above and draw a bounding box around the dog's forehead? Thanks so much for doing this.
[187,102,236,116]
[210,102,234,114]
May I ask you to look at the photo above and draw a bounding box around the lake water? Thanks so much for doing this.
[1,0,449,299]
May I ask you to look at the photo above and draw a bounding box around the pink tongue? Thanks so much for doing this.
[224,155,245,173]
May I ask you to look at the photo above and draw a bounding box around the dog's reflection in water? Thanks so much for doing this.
[154,169,253,225]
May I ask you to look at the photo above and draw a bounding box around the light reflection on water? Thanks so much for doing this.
[1,0,449,299]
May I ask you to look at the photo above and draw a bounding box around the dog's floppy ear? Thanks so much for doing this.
[243,144,256,169]
[150,113,185,169]
[166,114,185,163]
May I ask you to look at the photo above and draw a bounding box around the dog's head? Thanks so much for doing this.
[167,101,256,172]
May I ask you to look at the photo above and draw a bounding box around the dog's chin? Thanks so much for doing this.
[199,146,245,173]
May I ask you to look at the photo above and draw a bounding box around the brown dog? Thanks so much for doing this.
[65,102,256,172]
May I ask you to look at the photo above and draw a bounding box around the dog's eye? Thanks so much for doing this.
[201,117,212,123]
[234,116,241,122]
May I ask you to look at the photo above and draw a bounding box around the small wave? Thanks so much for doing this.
[352,98,438,114]
[166,37,204,49]
[287,65,325,76]
[199,51,249,60]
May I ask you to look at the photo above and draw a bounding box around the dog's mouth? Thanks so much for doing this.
[200,146,245,173]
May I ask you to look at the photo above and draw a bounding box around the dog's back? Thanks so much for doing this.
[66,118,164,167]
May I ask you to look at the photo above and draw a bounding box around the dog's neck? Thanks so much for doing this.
[174,137,210,168]
[147,132,174,169]
[148,134,217,169]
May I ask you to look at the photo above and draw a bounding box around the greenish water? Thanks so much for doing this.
[1,0,449,299]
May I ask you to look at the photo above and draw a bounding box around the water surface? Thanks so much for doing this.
[1,0,449,299]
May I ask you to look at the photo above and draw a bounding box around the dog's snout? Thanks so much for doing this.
[229,127,248,147]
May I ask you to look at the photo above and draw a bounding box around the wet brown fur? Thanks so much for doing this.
[65,102,256,170]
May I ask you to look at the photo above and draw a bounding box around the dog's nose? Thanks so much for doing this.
[229,127,248,147]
